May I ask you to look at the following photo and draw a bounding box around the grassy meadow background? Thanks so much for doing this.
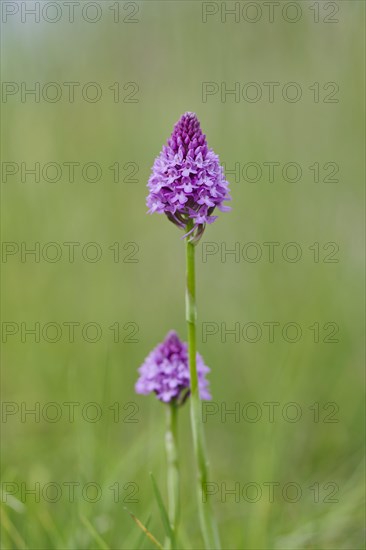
[1,1,365,548]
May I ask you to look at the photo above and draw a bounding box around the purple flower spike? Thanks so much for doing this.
[135,331,211,404]
[147,112,231,241]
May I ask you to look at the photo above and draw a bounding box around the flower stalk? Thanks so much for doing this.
[165,403,179,549]
[185,223,221,550]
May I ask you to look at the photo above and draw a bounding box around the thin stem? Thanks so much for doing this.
[185,223,221,550]
[166,403,179,549]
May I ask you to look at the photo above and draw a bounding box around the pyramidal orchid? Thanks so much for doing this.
[136,330,211,404]
[147,111,231,242]
[136,113,229,549]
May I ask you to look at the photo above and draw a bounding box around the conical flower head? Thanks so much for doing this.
[147,112,231,240]
[135,330,211,404]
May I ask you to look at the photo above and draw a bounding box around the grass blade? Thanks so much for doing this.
[136,514,152,549]
[124,508,163,550]
[0,506,27,549]
[150,472,174,544]
[79,512,109,550]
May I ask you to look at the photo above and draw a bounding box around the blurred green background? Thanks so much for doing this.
[1,1,365,549]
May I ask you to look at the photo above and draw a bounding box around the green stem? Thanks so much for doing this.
[166,403,179,549]
[185,223,221,550]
